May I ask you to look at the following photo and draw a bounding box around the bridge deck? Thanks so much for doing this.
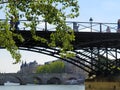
[14,31,120,49]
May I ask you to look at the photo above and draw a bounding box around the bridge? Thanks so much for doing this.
[1,20,120,78]
[15,31,120,76]
[0,73,82,85]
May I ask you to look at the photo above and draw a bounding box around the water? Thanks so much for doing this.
[0,85,85,90]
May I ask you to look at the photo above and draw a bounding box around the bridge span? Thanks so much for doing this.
[0,73,83,85]
[14,30,120,77]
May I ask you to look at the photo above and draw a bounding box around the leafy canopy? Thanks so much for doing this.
[36,60,65,73]
[0,0,79,63]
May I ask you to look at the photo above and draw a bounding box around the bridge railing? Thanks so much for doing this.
[0,19,118,33]
[66,21,117,33]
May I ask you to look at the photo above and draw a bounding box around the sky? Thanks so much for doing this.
[0,0,120,73]
[77,0,120,23]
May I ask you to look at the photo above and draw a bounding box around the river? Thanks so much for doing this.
[0,85,85,90]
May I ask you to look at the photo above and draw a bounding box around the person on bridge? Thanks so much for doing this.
[10,15,20,30]
[117,19,120,33]
[10,16,14,30]
[106,26,111,33]
[14,15,20,30]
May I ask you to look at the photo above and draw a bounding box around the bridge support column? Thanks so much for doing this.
[90,47,93,69]
[45,21,47,31]
[105,47,109,74]
[115,48,120,67]
[99,23,102,32]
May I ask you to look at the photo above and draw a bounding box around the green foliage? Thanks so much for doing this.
[36,60,65,73]
[0,0,79,63]
[0,19,24,63]
[95,56,120,76]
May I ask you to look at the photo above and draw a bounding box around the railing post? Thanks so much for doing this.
[89,17,93,32]
[73,22,79,32]
[45,21,47,31]
[100,23,102,32]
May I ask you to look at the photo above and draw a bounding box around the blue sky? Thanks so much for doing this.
[80,0,120,22]
[0,0,120,73]
[74,0,120,23]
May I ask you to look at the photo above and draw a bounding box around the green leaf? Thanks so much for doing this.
[0,0,79,63]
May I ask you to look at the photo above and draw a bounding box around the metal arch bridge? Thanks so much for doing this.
[16,31,120,77]
[1,19,120,76]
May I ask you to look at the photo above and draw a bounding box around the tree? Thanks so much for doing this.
[0,0,79,63]
[36,61,65,73]
[49,60,65,73]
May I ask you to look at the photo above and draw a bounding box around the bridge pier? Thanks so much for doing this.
[20,82,26,85]
[0,77,4,85]
[85,81,120,90]
[19,79,27,85]
[85,75,120,90]
[0,82,4,85]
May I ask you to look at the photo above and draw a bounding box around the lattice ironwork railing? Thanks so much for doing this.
[0,19,118,33]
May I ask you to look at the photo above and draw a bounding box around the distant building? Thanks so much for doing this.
[18,61,39,74]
